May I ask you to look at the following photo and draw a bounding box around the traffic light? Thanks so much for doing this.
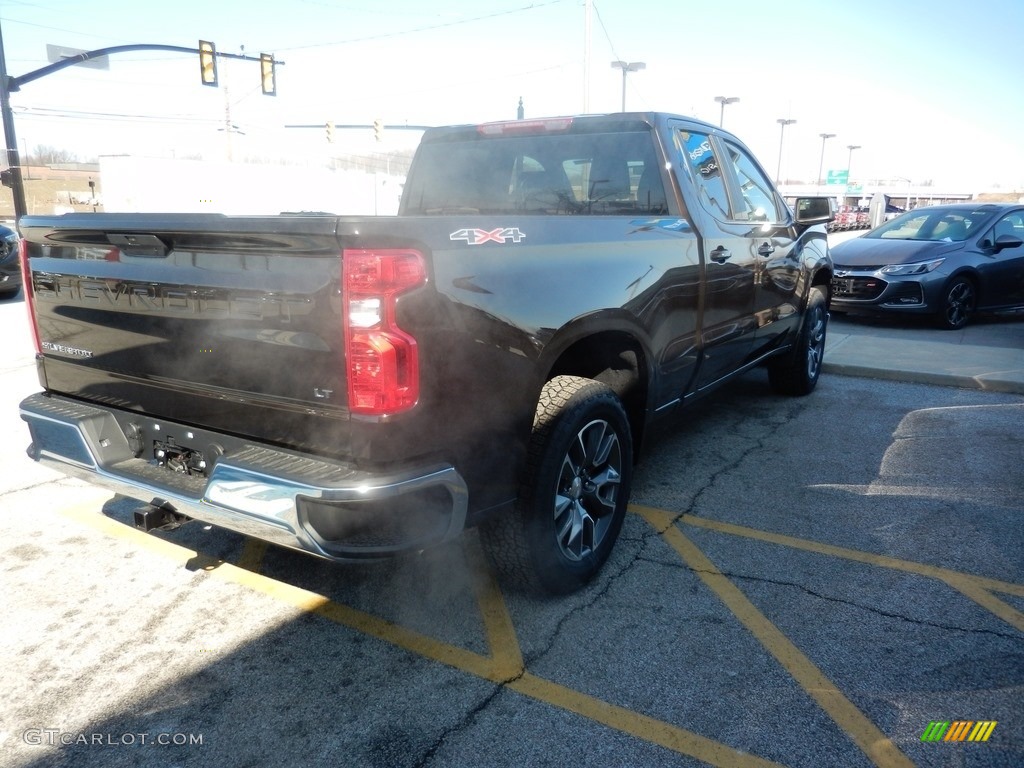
[326,121,335,144]
[198,40,217,87]
[259,53,276,96]
[0,168,13,188]
[373,119,383,142]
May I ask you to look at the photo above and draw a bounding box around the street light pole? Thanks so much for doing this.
[610,60,645,112]
[776,118,796,186]
[846,144,861,184]
[714,96,739,127]
[817,132,836,191]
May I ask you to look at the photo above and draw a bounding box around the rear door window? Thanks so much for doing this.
[677,131,731,220]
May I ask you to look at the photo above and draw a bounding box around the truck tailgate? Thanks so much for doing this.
[20,214,352,456]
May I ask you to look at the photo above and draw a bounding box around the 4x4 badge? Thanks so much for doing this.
[450,227,526,245]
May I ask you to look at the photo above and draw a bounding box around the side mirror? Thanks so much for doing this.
[994,233,1023,252]
[793,196,835,227]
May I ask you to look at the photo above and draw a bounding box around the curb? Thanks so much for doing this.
[823,334,1024,395]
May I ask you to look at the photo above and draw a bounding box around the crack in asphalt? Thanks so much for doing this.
[0,478,65,497]
[415,529,654,766]
[414,672,524,768]
[640,398,807,532]
[636,554,1023,643]
[716,569,1024,642]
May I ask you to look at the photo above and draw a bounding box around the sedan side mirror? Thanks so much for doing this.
[993,233,1024,252]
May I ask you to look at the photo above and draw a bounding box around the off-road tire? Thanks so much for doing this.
[768,286,828,396]
[481,376,632,594]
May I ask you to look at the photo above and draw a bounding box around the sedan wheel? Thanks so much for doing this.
[936,277,976,330]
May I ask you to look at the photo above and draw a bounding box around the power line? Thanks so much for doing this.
[591,1,621,62]
[0,13,140,48]
[15,105,220,125]
[278,0,566,51]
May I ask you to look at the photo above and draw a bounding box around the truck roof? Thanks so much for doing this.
[420,112,722,143]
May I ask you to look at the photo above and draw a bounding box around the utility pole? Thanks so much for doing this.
[583,0,592,112]
[0,19,27,222]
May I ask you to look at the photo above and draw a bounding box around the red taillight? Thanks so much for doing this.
[19,240,42,355]
[342,249,426,416]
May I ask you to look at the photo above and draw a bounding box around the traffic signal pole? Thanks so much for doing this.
[0,25,281,225]
[0,20,27,221]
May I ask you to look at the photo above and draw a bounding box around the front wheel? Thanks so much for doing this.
[480,376,632,594]
[768,286,828,396]
[934,276,976,330]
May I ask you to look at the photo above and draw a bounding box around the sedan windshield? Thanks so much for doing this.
[868,208,995,242]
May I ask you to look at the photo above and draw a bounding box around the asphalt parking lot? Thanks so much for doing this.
[1,290,1022,768]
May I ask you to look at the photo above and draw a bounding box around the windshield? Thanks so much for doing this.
[867,208,995,242]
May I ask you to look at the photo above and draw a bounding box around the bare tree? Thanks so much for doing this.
[30,145,80,165]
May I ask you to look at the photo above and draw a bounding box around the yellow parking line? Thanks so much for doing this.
[57,501,499,677]
[463,533,525,679]
[641,507,1024,632]
[236,539,268,573]
[54,501,789,767]
[942,577,1024,633]
[662,510,1024,599]
[509,673,783,768]
[462,535,783,766]
[635,506,915,768]
[60,501,222,568]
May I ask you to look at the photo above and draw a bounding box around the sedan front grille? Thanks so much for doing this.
[832,276,888,300]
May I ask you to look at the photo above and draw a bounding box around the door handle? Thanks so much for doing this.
[709,246,731,263]
[757,242,776,257]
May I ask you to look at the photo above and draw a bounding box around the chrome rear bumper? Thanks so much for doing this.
[20,392,468,560]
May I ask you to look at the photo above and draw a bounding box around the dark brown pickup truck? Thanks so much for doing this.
[18,112,833,593]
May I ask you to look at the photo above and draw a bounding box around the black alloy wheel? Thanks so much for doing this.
[480,375,632,594]
[936,276,976,330]
[768,286,828,396]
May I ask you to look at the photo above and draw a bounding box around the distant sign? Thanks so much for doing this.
[46,44,109,71]
[826,170,849,185]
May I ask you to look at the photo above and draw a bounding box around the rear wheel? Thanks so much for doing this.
[935,276,976,330]
[768,286,828,396]
[481,376,632,594]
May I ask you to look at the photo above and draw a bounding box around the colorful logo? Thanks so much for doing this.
[920,721,997,742]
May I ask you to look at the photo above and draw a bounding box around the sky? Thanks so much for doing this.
[1,0,1022,191]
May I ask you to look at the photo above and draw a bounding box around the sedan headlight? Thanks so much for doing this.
[880,258,945,276]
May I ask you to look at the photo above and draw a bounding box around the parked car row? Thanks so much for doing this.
[827,206,871,232]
